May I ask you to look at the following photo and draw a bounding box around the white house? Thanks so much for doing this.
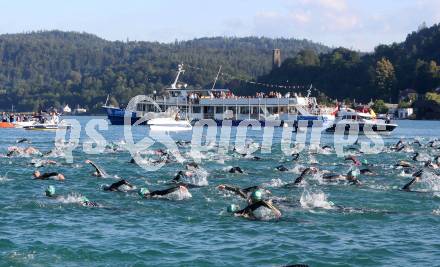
[397,108,413,119]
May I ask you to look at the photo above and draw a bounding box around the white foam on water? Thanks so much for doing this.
[252,206,279,221]
[432,209,440,215]
[56,193,86,204]
[0,173,11,182]
[165,188,192,200]
[262,178,285,188]
[419,171,440,192]
[300,188,334,210]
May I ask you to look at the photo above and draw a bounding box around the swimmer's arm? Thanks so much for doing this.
[223,185,247,198]
[261,200,282,217]
[402,178,417,191]
[87,161,103,176]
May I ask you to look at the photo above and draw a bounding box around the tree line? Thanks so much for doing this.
[0,30,329,113]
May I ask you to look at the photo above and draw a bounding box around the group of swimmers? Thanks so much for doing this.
[5,136,440,220]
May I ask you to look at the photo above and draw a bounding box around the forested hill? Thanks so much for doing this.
[256,23,440,104]
[0,31,330,112]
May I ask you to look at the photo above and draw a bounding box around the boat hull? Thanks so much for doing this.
[326,123,397,134]
[104,107,333,127]
[0,122,14,128]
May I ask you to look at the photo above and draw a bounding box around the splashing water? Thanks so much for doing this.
[56,193,87,204]
[187,168,209,186]
[300,188,334,210]
[165,188,192,200]
[252,206,279,221]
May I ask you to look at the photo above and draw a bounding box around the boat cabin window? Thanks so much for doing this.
[216,106,224,114]
[203,106,214,114]
[226,106,236,114]
[170,91,182,97]
[240,107,249,114]
[192,106,201,113]
[252,106,259,114]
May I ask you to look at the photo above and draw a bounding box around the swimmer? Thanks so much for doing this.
[217,184,267,199]
[402,170,424,192]
[138,185,190,199]
[412,140,422,147]
[45,185,59,198]
[345,155,361,166]
[393,139,404,150]
[103,179,135,192]
[16,138,30,144]
[228,190,281,220]
[170,171,203,188]
[186,162,200,170]
[33,170,65,181]
[395,160,413,168]
[7,146,40,157]
[85,160,106,177]
[228,166,244,174]
[424,160,439,170]
[284,167,318,187]
[291,153,300,160]
[30,159,57,168]
[322,169,361,185]
[412,152,423,162]
[44,185,99,206]
[360,168,375,175]
[276,165,289,172]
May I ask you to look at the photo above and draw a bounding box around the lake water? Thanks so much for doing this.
[1,117,440,266]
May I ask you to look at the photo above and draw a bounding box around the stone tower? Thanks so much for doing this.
[272,49,281,69]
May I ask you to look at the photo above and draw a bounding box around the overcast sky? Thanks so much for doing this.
[1,0,439,51]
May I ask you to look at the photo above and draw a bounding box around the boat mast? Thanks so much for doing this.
[171,64,185,89]
[211,65,222,90]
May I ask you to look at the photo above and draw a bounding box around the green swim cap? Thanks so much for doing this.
[251,190,263,202]
[227,204,239,213]
[138,187,149,196]
[361,159,368,165]
[80,196,89,203]
[45,185,55,197]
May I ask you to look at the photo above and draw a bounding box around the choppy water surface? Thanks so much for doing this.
[1,117,440,266]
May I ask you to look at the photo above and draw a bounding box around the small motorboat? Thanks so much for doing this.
[0,122,14,128]
[13,121,37,128]
[326,108,397,134]
[147,117,192,132]
[24,120,71,131]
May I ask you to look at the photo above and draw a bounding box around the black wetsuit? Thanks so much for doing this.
[402,170,424,191]
[235,200,279,219]
[104,179,133,191]
[35,172,60,180]
[284,168,315,187]
[143,186,183,197]
[292,153,300,160]
[402,178,418,191]
[276,165,289,172]
[87,161,105,177]
[17,138,30,144]
[322,174,361,185]
[220,184,261,199]
[229,166,243,174]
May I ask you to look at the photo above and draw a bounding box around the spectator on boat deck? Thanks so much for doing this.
[2,112,7,122]
[9,113,15,123]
